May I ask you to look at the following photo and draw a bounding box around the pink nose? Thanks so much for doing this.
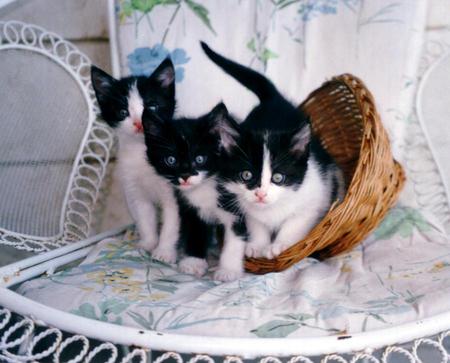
[179,177,191,185]
[133,120,143,133]
[255,189,267,199]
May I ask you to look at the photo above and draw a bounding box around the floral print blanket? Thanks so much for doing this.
[17,206,450,338]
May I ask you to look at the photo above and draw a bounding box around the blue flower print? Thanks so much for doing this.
[127,44,190,82]
[298,0,338,22]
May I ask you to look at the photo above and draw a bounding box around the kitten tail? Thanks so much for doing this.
[200,41,279,102]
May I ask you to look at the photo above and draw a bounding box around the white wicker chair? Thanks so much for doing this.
[1,16,450,363]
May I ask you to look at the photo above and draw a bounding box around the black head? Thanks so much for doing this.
[213,111,312,208]
[90,58,176,136]
[143,103,230,189]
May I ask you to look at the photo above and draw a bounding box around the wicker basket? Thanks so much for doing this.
[245,74,406,274]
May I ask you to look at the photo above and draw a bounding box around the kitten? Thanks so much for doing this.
[201,42,345,260]
[142,104,250,281]
[91,59,181,263]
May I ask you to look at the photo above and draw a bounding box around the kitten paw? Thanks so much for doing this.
[178,257,208,277]
[137,238,158,252]
[265,243,289,259]
[245,243,265,258]
[213,268,243,282]
[151,246,177,264]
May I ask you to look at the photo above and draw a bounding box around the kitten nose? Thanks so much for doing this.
[180,174,191,182]
[133,119,143,132]
[255,189,267,199]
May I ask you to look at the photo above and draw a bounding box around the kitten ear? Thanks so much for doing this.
[208,102,229,123]
[209,102,240,153]
[290,124,311,155]
[91,65,116,101]
[142,108,165,138]
[151,57,175,90]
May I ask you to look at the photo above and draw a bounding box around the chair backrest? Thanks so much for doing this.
[0,21,114,252]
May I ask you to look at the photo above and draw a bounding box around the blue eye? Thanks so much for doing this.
[148,103,159,112]
[195,155,206,165]
[272,173,285,184]
[240,170,253,181]
[165,156,177,166]
[119,109,129,118]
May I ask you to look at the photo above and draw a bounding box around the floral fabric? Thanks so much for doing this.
[17,206,450,338]
[115,0,425,162]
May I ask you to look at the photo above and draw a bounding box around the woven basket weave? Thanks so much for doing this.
[245,74,406,274]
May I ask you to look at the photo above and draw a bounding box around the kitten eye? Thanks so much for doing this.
[165,156,177,166]
[195,155,207,165]
[240,170,253,181]
[272,173,285,184]
[119,109,129,118]
[148,103,159,112]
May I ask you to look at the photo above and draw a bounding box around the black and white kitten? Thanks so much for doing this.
[201,42,345,261]
[91,59,181,263]
[142,104,250,281]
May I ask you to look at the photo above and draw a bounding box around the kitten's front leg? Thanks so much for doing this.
[245,217,271,258]
[178,206,211,277]
[127,196,159,252]
[152,190,180,264]
[265,214,317,259]
[214,222,246,282]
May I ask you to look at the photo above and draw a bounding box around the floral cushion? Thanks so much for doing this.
[17,205,450,338]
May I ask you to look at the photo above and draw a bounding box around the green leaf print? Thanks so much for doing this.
[373,207,431,240]
[247,38,256,52]
[119,0,179,24]
[76,303,97,320]
[128,311,154,330]
[368,313,387,323]
[184,0,216,35]
[72,299,130,324]
[276,313,314,321]
[100,299,129,315]
[246,35,278,70]
[131,0,156,13]
[120,1,134,22]
[261,48,278,62]
[279,0,301,10]
[129,0,178,13]
[250,320,300,338]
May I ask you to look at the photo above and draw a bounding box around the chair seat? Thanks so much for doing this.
[17,208,450,339]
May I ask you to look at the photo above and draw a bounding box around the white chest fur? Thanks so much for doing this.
[116,134,173,204]
[181,177,221,224]
[115,133,180,262]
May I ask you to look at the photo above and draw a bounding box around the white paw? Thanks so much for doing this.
[265,243,289,259]
[152,246,177,264]
[178,257,208,277]
[213,268,243,282]
[245,243,265,258]
[137,237,158,252]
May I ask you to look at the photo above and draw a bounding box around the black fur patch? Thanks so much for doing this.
[232,217,249,242]
[216,184,249,240]
[177,194,213,259]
